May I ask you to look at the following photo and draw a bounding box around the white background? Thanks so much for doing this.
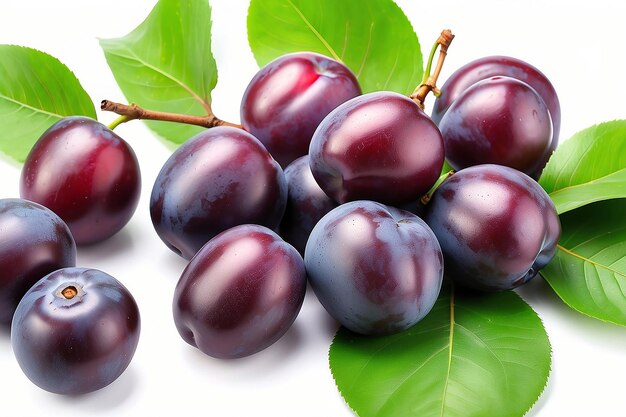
[1,0,625,415]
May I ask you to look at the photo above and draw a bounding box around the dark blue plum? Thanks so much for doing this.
[11,268,140,395]
[425,164,560,291]
[150,126,288,260]
[173,225,306,359]
[0,198,76,325]
[241,52,361,167]
[278,155,337,255]
[304,200,443,335]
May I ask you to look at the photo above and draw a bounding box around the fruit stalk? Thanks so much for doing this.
[100,100,242,129]
[411,29,455,109]
[420,168,455,205]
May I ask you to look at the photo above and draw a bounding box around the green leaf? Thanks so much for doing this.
[0,45,96,163]
[100,0,216,145]
[540,199,626,326]
[329,288,551,417]
[247,0,423,95]
[539,120,626,214]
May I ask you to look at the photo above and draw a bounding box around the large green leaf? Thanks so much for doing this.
[329,288,551,417]
[0,45,96,163]
[540,199,626,325]
[539,120,626,214]
[100,0,216,145]
[247,0,423,95]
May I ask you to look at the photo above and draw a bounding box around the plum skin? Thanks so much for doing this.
[241,52,361,167]
[309,91,445,205]
[432,55,560,178]
[432,56,561,138]
[278,155,338,255]
[150,126,288,260]
[20,116,141,245]
[439,76,553,176]
[173,224,307,359]
[11,268,140,395]
[425,164,561,291]
[304,200,444,336]
[0,198,76,325]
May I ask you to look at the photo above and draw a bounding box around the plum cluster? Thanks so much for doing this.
[2,50,561,394]
[2,115,143,395]
[151,53,561,349]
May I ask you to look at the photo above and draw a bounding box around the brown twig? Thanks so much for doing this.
[410,29,455,109]
[100,100,242,130]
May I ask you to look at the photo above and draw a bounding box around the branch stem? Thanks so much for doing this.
[411,29,455,109]
[100,100,242,130]
[107,115,130,130]
[420,169,455,205]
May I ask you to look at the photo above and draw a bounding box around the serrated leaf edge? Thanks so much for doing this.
[540,119,626,192]
[328,290,552,417]
[0,44,96,119]
[541,242,626,327]
[99,43,212,114]
[548,168,626,214]
[247,0,423,95]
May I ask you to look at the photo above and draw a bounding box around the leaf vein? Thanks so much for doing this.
[558,244,626,279]
[285,0,341,62]
[104,47,211,113]
[439,291,455,417]
[356,22,374,78]
[0,93,64,119]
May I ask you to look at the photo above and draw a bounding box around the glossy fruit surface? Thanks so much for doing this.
[432,55,560,177]
[0,198,76,325]
[439,76,553,176]
[11,267,140,395]
[278,155,337,255]
[309,91,445,205]
[173,224,306,359]
[20,117,141,245]
[304,200,444,335]
[241,52,361,167]
[425,164,560,291]
[150,126,287,260]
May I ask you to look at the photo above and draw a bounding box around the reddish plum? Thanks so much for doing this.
[309,91,445,205]
[241,52,361,167]
[432,56,560,177]
[20,117,141,245]
[173,225,306,359]
[439,76,553,176]
[425,164,560,291]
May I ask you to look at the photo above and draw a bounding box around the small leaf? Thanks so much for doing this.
[247,0,423,95]
[539,120,626,214]
[540,199,626,326]
[0,45,96,163]
[100,0,217,145]
[329,287,551,417]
